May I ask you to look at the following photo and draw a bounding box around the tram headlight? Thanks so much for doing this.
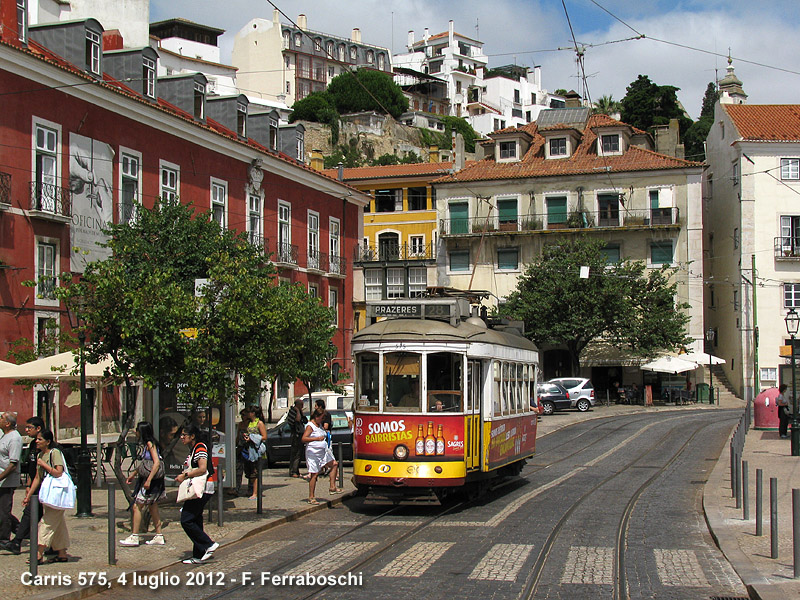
[434,466,443,474]
[364,464,372,472]
[393,444,409,461]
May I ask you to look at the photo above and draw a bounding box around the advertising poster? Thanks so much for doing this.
[486,415,537,469]
[354,414,465,461]
[69,133,113,272]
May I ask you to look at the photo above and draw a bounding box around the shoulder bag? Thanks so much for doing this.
[137,444,165,479]
[176,446,209,503]
[38,449,77,510]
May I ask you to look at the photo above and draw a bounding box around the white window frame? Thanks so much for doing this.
[35,237,59,307]
[600,133,621,156]
[409,267,426,297]
[781,158,800,181]
[496,247,520,272]
[278,200,291,261]
[409,235,425,256]
[309,283,319,298]
[364,268,382,301]
[119,147,141,224]
[32,117,61,213]
[248,193,263,244]
[329,287,338,326]
[329,217,341,273]
[386,267,404,298]
[16,0,27,43]
[784,283,800,308]
[448,249,472,274]
[34,311,59,355]
[648,240,675,267]
[143,57,156,99]
[307,210,320,270]
[210,177,227,229]
[159,160,180,204]
[548,137,568,158]
[497,140,517,162]
[296,134,304,162]
[86,29,101,75]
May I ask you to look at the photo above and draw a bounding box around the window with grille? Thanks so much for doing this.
[499,141,516,159]
[550,137,567,156]
[143,57,156,98]
[601,134,620,154]
[781,158,800,180]
[248,194,262,243]
[410,235,425,256]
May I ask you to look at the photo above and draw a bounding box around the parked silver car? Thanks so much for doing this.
[547,377,595,411]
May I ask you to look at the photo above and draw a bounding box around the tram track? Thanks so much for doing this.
[519,413,730,600]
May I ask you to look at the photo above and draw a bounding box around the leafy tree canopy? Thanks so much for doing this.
[620,75,693,137]
[326,68,409,119]
[504,238,690,374]
[682,82,720,161]
[593,94,622,116]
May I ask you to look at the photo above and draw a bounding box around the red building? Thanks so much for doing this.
[0,2,367,437]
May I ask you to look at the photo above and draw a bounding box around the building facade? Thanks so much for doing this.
[0,1,368,435]
[433,108,705,384]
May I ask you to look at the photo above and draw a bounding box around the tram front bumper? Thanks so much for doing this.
[354,458,466,487]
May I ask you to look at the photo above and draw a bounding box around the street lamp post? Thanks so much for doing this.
[784,308,800,456]
[66,296,93,517]
[706,328,716,405]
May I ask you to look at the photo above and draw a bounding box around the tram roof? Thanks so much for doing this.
[352,318,538,352]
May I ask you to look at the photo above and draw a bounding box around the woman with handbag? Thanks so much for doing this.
[22,429,69,564]
[301,409,342,505]
[120,421,166,547]
[175,424,218,564]
[242,406,267,499]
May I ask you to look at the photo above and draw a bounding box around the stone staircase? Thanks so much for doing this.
[708,364,740,403]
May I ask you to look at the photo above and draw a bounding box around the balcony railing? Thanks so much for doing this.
[248,232,267,253]
[441,208,680,235]
[274,242,299,267]
[328,253,347,276]
[29,181,71,219]
[0,172,10,206]
[775,237,800,259]
[354,242,437,263]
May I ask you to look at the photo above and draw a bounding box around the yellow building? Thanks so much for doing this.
[324,161,453,329]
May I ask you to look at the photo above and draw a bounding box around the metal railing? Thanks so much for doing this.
[274,242,298,267]
[327,254,347,276]
[774,236,800,259]
[354,242,437,262]
[0,172,10,205]
[29,181,71,217]
[440,207,680,235]
[248,232,267,253]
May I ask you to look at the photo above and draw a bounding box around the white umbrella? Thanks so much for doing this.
[0,351,113,380]
[641,355,699,374]
[682,351,725,365]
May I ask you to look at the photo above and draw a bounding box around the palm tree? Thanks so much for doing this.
[593,95,622,117]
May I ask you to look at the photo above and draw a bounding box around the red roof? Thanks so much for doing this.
[323,162,455,182]
[436,115,700,184]
[724,104,800,142]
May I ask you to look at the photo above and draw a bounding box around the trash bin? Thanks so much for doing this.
[754,387,780,430]
[696,383,709,403]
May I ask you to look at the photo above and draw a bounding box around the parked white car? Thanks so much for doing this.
[547,378,595,411]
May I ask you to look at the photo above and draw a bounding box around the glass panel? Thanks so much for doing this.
[498,248,519,270]
[498,199,518,223]
[651,242,673,264]
[385,352,421,412]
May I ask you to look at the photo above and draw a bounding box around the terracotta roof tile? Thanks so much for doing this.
[323,162,455,181]
[724,104,800,142]
[435,114,700,184]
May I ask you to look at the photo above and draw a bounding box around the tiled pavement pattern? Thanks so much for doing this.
[653,549,708,587]
[561,546,615,585]
[374,542,454,577]
[467,543,534,581]
[288,541,378,576]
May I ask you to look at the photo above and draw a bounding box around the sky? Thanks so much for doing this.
[150,0,800,119]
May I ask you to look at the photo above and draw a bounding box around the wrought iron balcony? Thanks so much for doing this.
[775,237,800,260]
[0,172,10,208]
[274,242,298,267]
[328,254,347,276]
[354,242,437,263]
[248,232,268,254]
[29,181,71,220]
[440,207,680,235]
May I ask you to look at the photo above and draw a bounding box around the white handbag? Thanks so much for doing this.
[176,472,208,502]
[38,450,76,510]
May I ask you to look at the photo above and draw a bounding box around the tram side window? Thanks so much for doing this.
[427,352,463,411]
[357,352,379,411]
[493,362,501,415]
[385,352,421,412]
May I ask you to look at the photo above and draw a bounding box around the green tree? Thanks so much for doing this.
[593,94,622,116]
[620,75,693,136]
[326,69,408,119]
[683,82,720,161]
[289,91,340,143]
[441,116,480,153]
[505,238,690,374]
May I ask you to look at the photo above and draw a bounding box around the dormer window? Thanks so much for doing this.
[193,82,205,120]
[601,134,620,154]
[499,141,516,160]
[326,41,334,57]
[85,29,101,75]
[16,0,27,44]
[350,46,357,61]
[294,33,302,47]
[143,57,156,99]
[237,102,247,138]
[378,53,385,70]
[269,117,278,150]
[366,50,374,64]
[550,137,567,157]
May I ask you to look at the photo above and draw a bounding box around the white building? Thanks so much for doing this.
[393,21,562,136]
[704,64,800,399]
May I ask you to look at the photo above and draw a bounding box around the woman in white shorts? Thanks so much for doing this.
[301,408,342,504]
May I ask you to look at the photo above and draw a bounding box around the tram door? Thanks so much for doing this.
[466,360,483,470]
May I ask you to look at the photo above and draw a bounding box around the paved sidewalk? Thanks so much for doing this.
[3,397,795,600]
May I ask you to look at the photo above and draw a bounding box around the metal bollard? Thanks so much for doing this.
[217,477,223,527]
[730,443,736,497]
[794,489,800,578]
[337,442,344,489]
[742,460,749,521]
[256,458,263,515]
[756,468,763,536]
[108,481,116,565]
[734,452,741,508]
[771,477,779,559]
[29,496,38,577]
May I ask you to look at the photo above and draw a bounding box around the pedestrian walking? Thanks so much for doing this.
[314,399,333,432]
[24,429,69,564]
[777,384,790,438]
[120,421,166,547]
[233,408,250,496]
[301,408,342,505]
[1,417,43,554]
[0,412,22,542]
[242,406,267,499]
[176,424,218,564]
[287,399,307,478]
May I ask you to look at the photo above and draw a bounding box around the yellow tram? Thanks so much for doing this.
[352,296,540,504]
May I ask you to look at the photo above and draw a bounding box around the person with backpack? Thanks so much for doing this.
[175,424,217,564]
[119,421,166,547]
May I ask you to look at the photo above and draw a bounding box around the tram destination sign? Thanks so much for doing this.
[368,302,453,319]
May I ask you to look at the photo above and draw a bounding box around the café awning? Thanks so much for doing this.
[0,351,113,380]
[641,355,699,374]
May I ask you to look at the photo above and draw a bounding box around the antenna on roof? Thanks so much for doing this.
[476,18,479,40]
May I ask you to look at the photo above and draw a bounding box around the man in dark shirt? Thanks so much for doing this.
[287,400,306,478]
[0,416,43,554]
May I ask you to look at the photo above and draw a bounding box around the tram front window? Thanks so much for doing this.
[385,352,421,412]
[356,352,379,411]
[427,352,463,412]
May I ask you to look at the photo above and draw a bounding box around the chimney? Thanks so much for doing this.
[564,90,582,108]
[454,133,465,171]
[297,14,307,30]
[429,145,440,163]
[351,28,361,44]
[423,28,429,42]
[103,30,124,51]
[337,162,344,181]
[407,30,415,50]
[310,149,324,171]
[448,20,454,44]
[272,9,280,25]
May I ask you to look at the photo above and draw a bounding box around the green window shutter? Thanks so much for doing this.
[449,202,468,234]
[600,245,621,263]
[649,189,660,209]
[547,197,567,224]
[651,242,673,264]
[498,199,518,223]
[449,250,470,271]
[498,248,519,270]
